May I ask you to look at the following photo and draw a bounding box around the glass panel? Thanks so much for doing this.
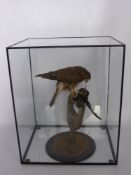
[10,37,123,48]
[30,47,109,126]
[26,126,113,163]
[107,46,124,158]
[8,49,36,157]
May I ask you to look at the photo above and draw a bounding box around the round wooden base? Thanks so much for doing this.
[46,132,96,163]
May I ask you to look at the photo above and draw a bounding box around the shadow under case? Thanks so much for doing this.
[6,36,125,165]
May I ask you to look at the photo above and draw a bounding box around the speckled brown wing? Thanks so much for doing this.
[36,66,91,83]
[53,66,91,83]
[36,66,91,107]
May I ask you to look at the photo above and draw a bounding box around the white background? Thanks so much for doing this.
[0,0,131,174]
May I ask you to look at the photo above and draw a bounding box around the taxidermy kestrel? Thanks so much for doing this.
[36,66,91,106]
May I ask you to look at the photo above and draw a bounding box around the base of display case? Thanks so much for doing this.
[20,125,116,165]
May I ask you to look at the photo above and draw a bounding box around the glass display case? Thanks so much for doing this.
[6,36,125,165]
